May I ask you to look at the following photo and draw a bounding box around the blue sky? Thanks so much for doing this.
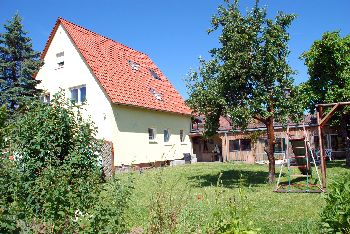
[1,0,350,99]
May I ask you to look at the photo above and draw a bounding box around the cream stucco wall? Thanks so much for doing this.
[112,105,192,165]
[36,23,192,166]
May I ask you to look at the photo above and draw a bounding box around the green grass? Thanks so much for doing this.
[124,160,349,233]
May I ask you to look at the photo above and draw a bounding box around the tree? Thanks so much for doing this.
[186,0,302,183]
[301,31,350,166]
[0,13,42,112]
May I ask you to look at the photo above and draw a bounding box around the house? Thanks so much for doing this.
[36,18,193,167]
[190,115,346,163]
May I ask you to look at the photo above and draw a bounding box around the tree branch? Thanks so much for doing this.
[253,115,267,125]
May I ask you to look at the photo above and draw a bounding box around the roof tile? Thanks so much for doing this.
[42,18,191,115]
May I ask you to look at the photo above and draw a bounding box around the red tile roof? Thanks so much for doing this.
[41,18,191,115]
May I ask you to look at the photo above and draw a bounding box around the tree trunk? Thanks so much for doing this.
[340,113,350,167]
[266,117,276,183]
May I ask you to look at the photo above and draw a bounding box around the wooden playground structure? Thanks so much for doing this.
[275,101,350,193]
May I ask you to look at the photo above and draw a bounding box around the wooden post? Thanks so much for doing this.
[317,106,327,189]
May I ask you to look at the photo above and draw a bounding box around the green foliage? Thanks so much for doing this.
[76,175,134,233]
[12,94,102,224]
[301,31,350,112]
[0,92,135,233]
[0,156,20,233]
[0,105,8,149]
[10,93,101,179]
[186,0,302,182]
[0,13,43,112]
[186,0,301,133]
[3,93,119,232]
[322,172,350,233]
[301,31,350,166]
[137,168,258,234]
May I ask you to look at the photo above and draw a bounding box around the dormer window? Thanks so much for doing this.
[149,68,161,80]
[128,60,139,71]
[149,88,162,101]
[56,51,64,68]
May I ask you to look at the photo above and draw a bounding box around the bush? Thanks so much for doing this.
[6,93,108,232]
[0,156,20,233]
[322,172,350,233]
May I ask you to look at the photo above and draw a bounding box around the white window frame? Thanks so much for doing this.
[69,85,86,104]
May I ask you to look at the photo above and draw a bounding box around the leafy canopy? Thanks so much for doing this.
[301,31,350,112]
[186,0,301,135]
[0,13,42,111]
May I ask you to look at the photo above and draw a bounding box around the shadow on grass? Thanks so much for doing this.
[187,168,269,188]
[326,159,347,168]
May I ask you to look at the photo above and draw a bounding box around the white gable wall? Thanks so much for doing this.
[36,24,114,141]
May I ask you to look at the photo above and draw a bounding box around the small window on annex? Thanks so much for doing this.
[180,130,185,142]
[148,128,156,141]
[149,68,161,80]
[274,138,286,153]
[56,51,64,68]
[240,139,251,151]
[70,85,86,104]
[229,140,239,152]
[164,129,170,142]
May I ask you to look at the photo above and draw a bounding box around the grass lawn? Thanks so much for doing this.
[124,160,349,233]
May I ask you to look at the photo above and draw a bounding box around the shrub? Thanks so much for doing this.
[322,172,350,233]
[0,156,20,233]
[7,93,105,232]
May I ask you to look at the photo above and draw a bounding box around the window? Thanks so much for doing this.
[149,88,162,101]
[149,68,161,80]
[180,130,185,142]
[330,134,345,151]
[229,140,239,152]
[70,85,86,104]
[128,60,139,71]
[41,93,50,103]
[240,139,251,151]
[56,51,64,68]
[274,138,286,153]
[71,89,78,103]
[148,128,156,140]
[314,135,329,149]
[80,86,86,102]
[164,129,170,142]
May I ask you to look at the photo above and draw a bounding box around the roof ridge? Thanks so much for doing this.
[58,17,148,57]
[39,17,191,115]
